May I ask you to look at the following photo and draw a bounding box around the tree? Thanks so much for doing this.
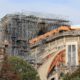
[0,56,40,80]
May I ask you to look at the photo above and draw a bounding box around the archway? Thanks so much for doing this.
[47,49,65,77]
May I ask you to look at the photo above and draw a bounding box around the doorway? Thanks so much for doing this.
[51,78,55,80]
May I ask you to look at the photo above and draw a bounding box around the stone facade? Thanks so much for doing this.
[29,30,80,80]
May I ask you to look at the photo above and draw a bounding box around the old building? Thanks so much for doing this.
[1,12,80,80]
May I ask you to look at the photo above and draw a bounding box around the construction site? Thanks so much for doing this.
[0,12,80,80]
[0,13,70,57]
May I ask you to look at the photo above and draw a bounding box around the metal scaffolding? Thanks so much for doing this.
[1,12,70,59]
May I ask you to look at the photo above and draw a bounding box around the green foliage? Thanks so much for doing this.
[63,66,80,80]
[0,56,40,80]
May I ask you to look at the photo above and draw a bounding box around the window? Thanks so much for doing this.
[66,42,78,66]
[72,45,76,65]
[67,45,71,66]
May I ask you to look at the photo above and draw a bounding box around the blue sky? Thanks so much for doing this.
[0,0,80,25]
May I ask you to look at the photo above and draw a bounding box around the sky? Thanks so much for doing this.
[0,0,80,25]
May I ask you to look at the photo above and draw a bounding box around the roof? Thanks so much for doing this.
[29,26,71,45]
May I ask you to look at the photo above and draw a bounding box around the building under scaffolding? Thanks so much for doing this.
[1,13,70,58]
